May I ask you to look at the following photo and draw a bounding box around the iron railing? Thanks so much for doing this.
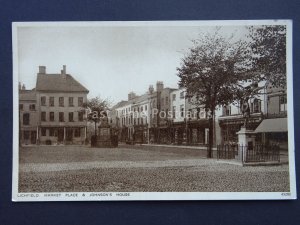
[217,144,238,160]
[217,144,280,163]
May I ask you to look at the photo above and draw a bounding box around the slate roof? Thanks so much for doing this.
[111,100,129,109]
[131,93,149,104]
[112,87,178,109]
[36,74,89,93]
[19,89,36,101]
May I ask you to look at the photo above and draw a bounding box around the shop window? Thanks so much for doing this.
[49,128,55,137]
[74,128,81,137]
[41,128,47,136]
[23,131,30,140]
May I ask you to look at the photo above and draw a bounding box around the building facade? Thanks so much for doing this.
[148,82,176,144]
[169,88,210,145]
[19,85,38,145]
[254,83,288,150]
[217,81,265,145]
[19,65,89,145]
[112,81,175,144]
[111,78,288,148]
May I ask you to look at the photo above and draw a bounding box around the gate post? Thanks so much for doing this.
[236,127,256,163]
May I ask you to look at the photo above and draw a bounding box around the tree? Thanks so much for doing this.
[177,29,249,158]
[247,25,286,88]
[81,96,111,137]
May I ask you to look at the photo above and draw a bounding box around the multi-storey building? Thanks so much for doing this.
[19,84,38,145]
[148,82,176,144]
[112,91,151,143]
[113,99,133,142]
[112,81,176,144]
[111,77,287,148]
[218,81,267,145]
[254,83,288,150]
[34,65,89,145]
[170,88,210,145]
[131,93,150,143]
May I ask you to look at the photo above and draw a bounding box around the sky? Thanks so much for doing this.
[17,23,250,105]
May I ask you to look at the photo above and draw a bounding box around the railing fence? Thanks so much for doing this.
[217,144,280,163]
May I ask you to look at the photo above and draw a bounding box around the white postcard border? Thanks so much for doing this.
[12,20,296,201]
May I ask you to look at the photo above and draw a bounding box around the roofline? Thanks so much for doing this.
[35,90,89,93]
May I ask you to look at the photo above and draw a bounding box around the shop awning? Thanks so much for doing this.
[255,118,288,133]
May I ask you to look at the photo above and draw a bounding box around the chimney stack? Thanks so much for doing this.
[128,92,136,101]
[156,81,164,92]
[61,65,67,79]
[22,84,26,90]
[38,66,46,74]
[148,85,154,94]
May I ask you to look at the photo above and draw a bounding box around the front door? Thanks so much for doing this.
[31,131,37,144]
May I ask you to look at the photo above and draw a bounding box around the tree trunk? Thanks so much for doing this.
[94,121,97,136]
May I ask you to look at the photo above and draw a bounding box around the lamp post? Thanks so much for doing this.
[206,109,213,158]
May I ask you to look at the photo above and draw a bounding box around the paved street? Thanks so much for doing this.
[19,145,290,192]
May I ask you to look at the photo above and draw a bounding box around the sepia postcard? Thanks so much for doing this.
[12,20,296,201]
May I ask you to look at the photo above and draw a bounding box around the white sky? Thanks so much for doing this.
[17,23,249,105]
